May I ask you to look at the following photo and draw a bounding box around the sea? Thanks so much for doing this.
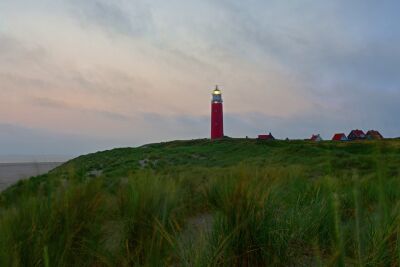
[0,155,73,191]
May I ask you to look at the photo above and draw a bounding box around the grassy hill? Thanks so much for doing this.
[1,138,400,266]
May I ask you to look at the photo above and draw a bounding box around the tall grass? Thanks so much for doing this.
[0,172,189,266]
[180,164,400,266]
[115,174,187,265]
[1,140,400,266]
[0,179,110,266]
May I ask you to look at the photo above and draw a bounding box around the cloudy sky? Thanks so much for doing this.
[1,0,399,157]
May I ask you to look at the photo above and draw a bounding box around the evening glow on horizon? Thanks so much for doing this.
[1,0,399,155]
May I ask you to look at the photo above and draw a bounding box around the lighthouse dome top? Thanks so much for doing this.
[212,85,222,95]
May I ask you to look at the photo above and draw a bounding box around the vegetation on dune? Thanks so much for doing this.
[1,138,400,266]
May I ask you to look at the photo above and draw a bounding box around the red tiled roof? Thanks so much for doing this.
[332,133,346,141]
[349,129,366,137]
[258,134,274,140]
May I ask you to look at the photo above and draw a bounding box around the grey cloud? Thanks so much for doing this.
[0,123,120,156]
[69,0,153,37]
[319,44,400,89]
[0,34,48,67]
[0,34,64,92]
[0,67,150,102]
[31,97,132,121]
[209,1,400,85]
[67,68,151,98]
[95,110,132,121]
[140,112,208,137]
[0,33,151,100]
[31,97,71,109]
[0,73,54,91]
[68,1,216,73]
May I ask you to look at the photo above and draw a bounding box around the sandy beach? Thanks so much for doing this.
[0,162,62,191]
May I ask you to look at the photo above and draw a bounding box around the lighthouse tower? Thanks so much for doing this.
[211,85,224,139]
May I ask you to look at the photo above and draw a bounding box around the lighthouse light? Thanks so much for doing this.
[212,86,223,103]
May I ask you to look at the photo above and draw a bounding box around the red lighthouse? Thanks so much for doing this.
[211,85,224,139]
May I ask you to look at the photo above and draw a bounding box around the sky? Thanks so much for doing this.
[1,0,400,157]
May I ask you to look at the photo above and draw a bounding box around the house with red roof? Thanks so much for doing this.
[310,134,323,142]
[348,129,366,140]
[258,132,275,140]
[332,133,347,141]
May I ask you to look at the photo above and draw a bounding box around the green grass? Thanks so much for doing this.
[1,138,400,266]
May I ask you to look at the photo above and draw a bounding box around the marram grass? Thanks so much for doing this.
[1,139,400,266]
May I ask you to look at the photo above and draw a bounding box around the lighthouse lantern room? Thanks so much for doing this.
[211,85,224,139]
